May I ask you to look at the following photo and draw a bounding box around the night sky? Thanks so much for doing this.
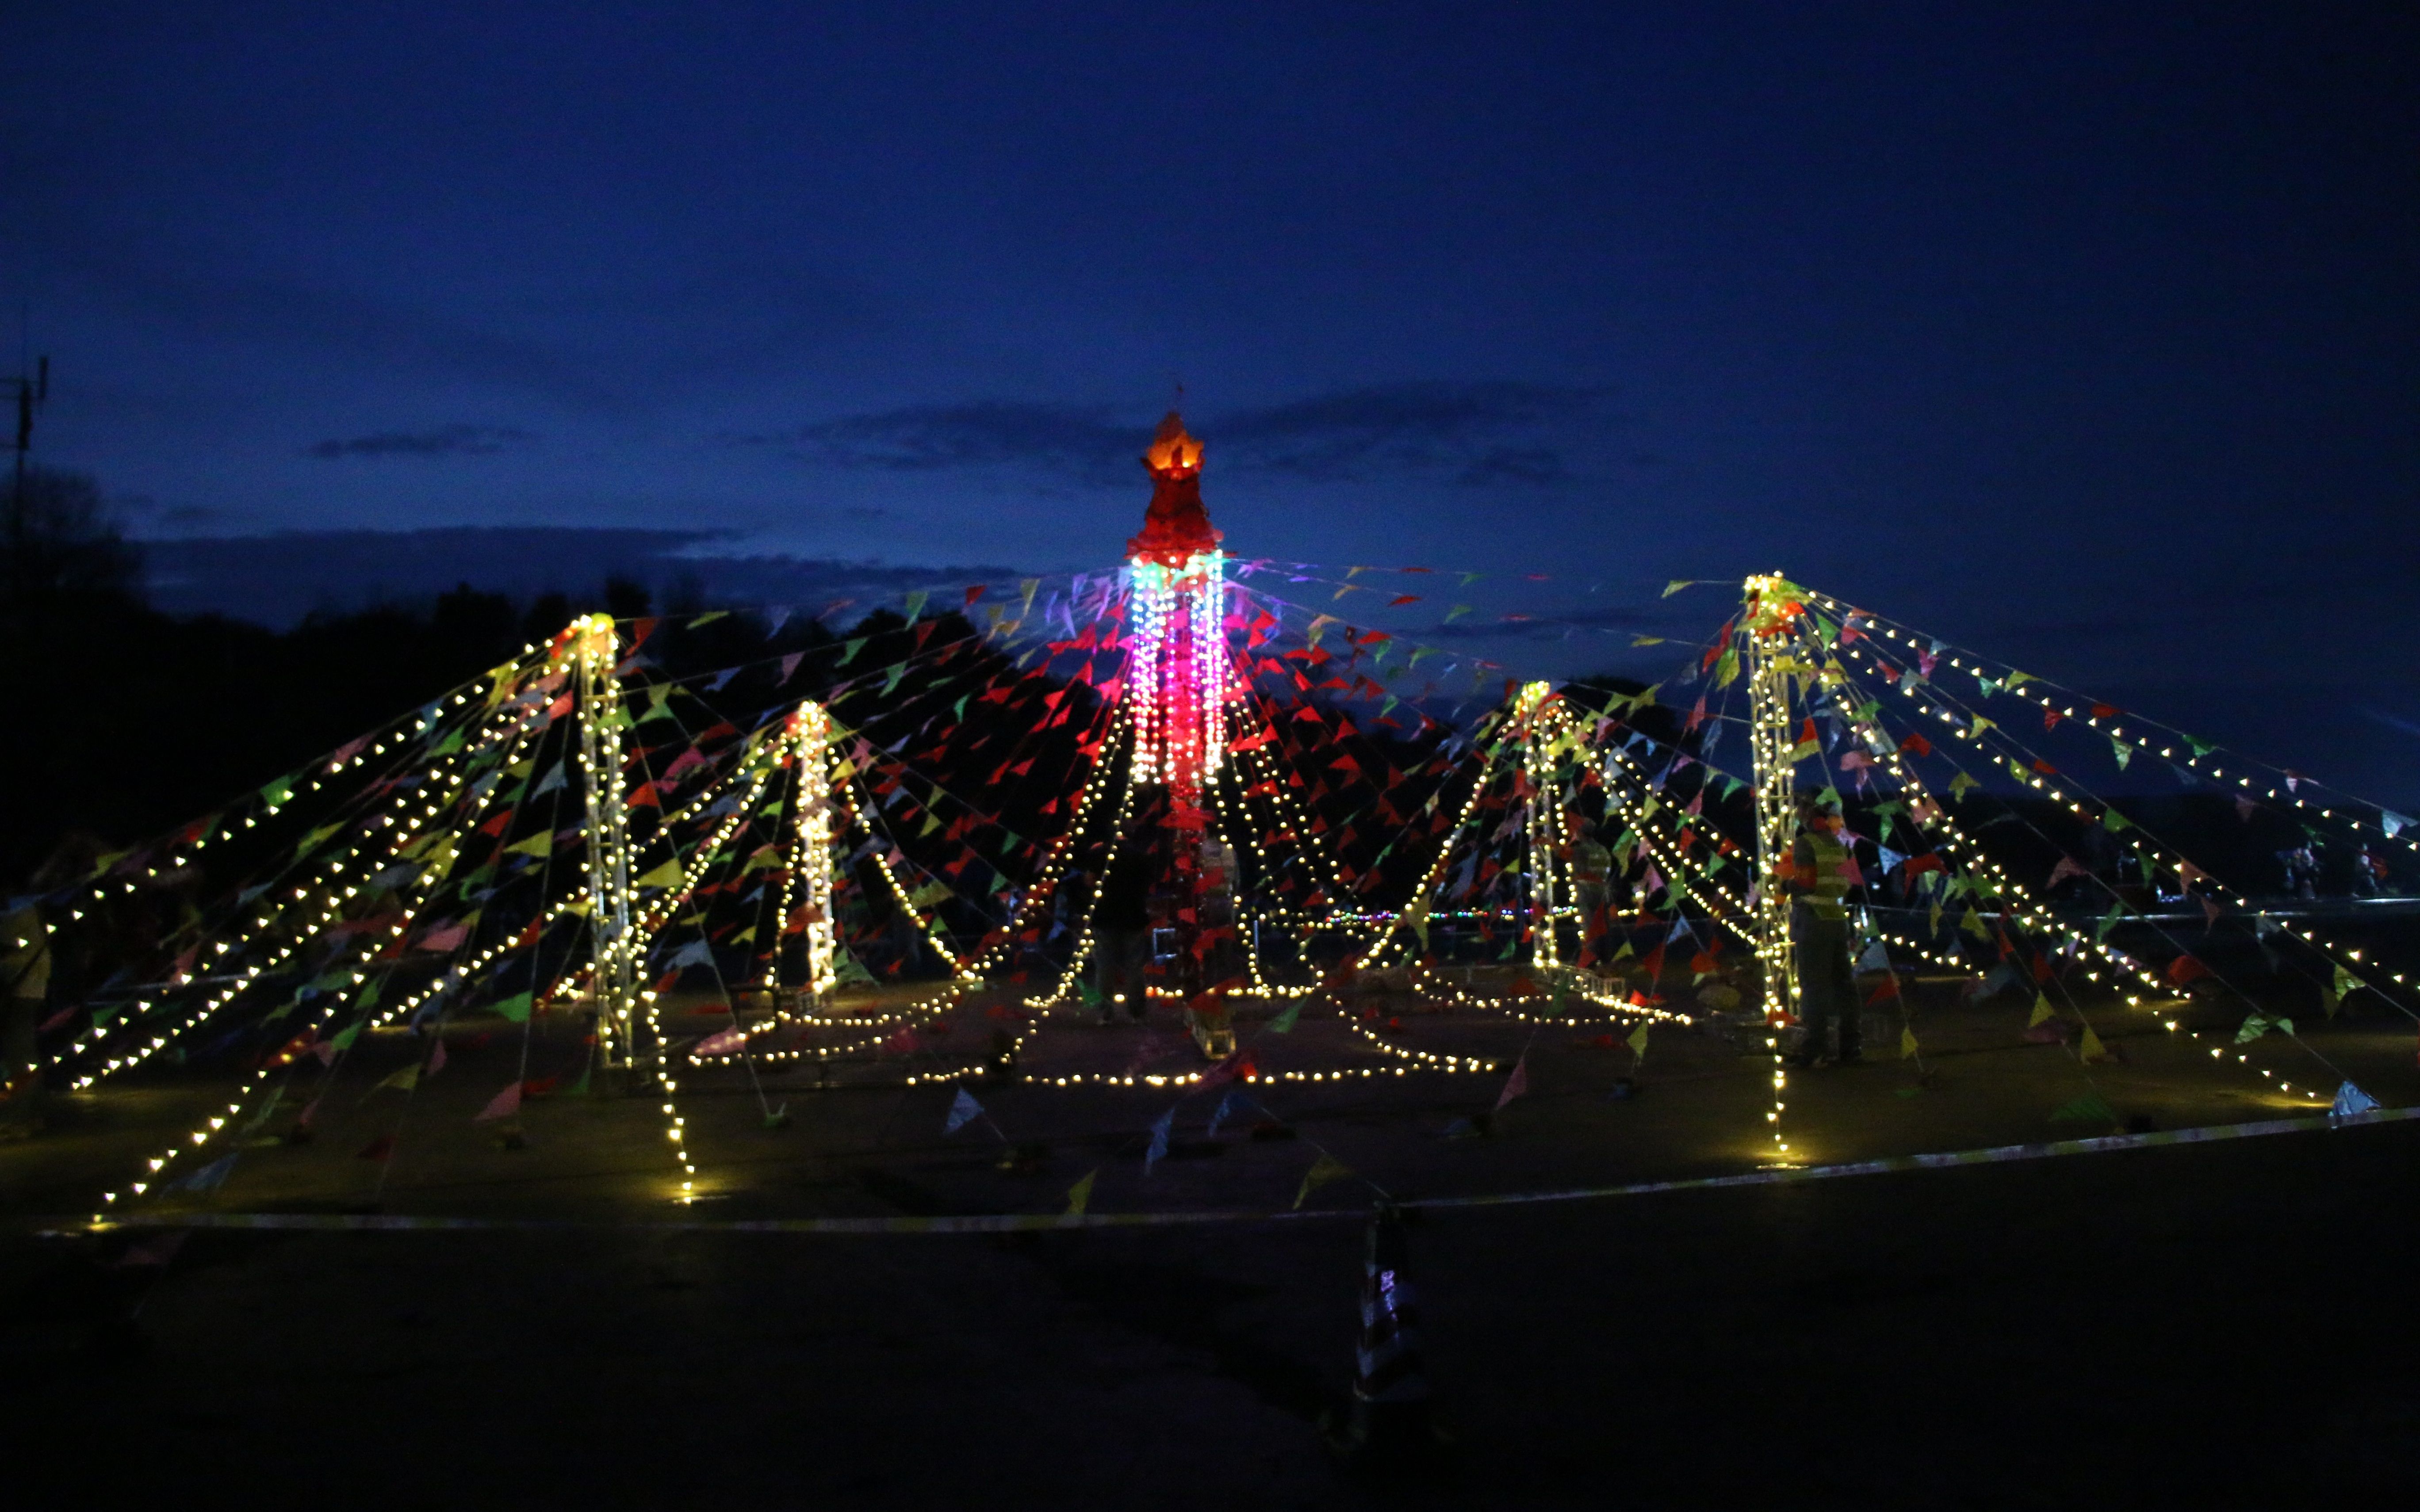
[5,4,2416,800]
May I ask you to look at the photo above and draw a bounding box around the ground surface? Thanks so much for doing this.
[5,976,2417,1507]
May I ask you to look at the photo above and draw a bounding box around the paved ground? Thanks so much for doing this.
[5,977,2418,1506]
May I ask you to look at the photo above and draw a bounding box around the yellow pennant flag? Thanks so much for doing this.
[1900,1025,1919,1060]
[632,858,685,890]
[2028,992,2056,1027]
[2078,1024,2108,1062]
[376,1064,420,1092]
[1063,1168,1098,1218]
[1626,1022,1650,1061]
[502,833,553,858]
[1293,1154,1351,1210]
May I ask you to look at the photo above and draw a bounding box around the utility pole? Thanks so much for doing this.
[6,354,48,601]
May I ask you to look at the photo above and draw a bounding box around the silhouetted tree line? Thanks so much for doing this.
[1,466,659,890]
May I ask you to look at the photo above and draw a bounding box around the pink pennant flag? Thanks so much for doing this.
[474,1081,522,1123]
[2047,856,2088,889]
[693,1027,745,1057]
[1494,1054,1529,1111]
[427,1039,447,1077]
[780,651,805,683]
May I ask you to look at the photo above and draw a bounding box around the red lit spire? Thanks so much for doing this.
[1125,411,1222,566]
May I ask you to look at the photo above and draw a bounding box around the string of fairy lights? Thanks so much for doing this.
[45,550,2416,1229]
[1750,592,2354,1108]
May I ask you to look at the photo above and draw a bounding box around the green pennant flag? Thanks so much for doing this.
[838,637,867,666]
[1293,1153,1351,1210]
[903,589,928,624]
[2334,963,2364,1000]
[329,1023,362,1053]
[2111,738,2133,770]
[1268,999,1302,1033]
[1064,1168,1098,1218]
[260,775,295,808]
[882,661,909,695]
[2049,1093,2118,1125]
[1076,978,1103,1007]
[490,991,533,1024]
[2095,902,2126,942]
[1715,647,1740,687]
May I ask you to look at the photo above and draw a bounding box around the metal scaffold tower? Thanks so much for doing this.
[1742,574,1801,1016]
[571,614,641,1069]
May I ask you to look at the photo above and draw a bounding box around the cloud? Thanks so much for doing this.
[730,402,1135,482]
[747,381,1618,490]
[1217,382,1608,485]
[1455,446,1570,488]
[303,424,537,460]
[2363,708,2420,743]
[1416,603,1664,642]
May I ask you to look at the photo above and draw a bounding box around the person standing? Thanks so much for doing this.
[1781,794,1861,1066]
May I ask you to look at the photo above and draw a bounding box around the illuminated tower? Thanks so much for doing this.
[1125,411,1230,808]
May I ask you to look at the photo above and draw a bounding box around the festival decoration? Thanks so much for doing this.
[11,412,2415,1231]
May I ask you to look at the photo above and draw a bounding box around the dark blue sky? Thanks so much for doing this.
[6,4,2417,797]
